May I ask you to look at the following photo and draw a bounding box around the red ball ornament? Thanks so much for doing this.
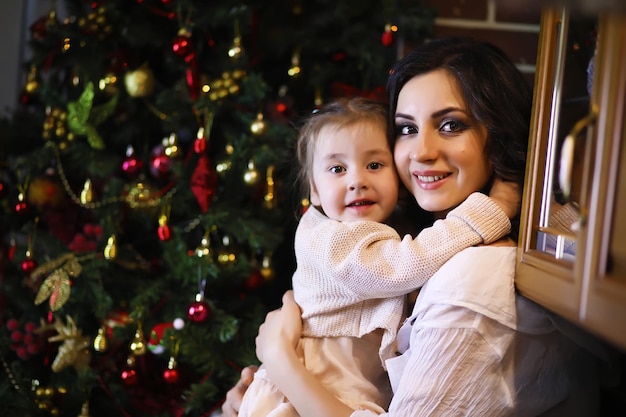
[15,200,29,214]
[194,137,206,154]
[21,258,37,274]
[0,179,7,198]
[187,296,210,323]
[163,367,179,383]
[150,144,172,180]
[172,33,193,57]
[381,29,394,47]
[121,368,138,385]
[29,16,48,41]
[27,176,63,209]
[245,270,263,290]
[122,154,144,177]
[157,224,171,241]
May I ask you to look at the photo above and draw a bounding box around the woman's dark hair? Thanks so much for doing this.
[386,37,532,240]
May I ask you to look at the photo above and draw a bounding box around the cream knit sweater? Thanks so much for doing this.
[292,192,510,363]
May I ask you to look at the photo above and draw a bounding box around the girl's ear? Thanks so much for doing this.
[309,181,321,206]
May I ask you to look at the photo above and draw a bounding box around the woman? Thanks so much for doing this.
[225,38,604,417]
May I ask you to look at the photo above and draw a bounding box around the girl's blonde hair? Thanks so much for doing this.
[295,97,389,199]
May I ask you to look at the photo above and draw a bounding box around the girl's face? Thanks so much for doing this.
[309,121,399,223]
[393,69,492,218]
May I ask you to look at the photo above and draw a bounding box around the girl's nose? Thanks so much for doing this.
[349,180,367,191]
[348,172,367,191]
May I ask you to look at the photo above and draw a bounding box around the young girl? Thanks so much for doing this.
[237,96,514,416]
[246,38,604,417]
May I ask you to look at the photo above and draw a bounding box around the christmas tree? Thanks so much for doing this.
[0,1,434,416]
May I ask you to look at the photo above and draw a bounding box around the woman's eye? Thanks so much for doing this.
[441,119,468,133]
[395,124,418,136]
[329,166,345,174]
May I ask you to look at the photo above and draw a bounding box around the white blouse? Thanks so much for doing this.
[352,246,604,417]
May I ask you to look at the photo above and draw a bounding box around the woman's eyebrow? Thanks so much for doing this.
[394,107,467,121]
[394,112,414,120]
[431,107,466,118]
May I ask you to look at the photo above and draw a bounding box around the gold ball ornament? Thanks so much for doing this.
[129,325,147,356]
[243,160,260,185]
[260,254,275,281]
[98,72,118,95]
[27,176,63,209]
[195,233,213,258]
[126,181,159,208]
[250,113,267,136]
[93,325,108,352]
[217,235,237,265]
[24,65,39,94]
[124,65,155,98]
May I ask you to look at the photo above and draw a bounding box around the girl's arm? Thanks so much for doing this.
[299,192,510,298]
[255,291,357,417]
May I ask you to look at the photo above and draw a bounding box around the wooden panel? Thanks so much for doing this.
[516,8,582,320]
[581,14,626,350]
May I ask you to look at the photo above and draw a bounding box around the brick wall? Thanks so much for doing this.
[422,0,543,87]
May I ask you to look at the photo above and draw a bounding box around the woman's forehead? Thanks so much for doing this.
[397,70,465,113]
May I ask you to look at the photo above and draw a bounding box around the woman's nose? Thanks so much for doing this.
[410,133,438,162]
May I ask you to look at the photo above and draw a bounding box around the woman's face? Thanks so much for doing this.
[393,69,492,218]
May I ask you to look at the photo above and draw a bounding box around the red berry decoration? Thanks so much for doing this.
[6,319,19,331]
[6,320,46,360]
[187,295,210,323]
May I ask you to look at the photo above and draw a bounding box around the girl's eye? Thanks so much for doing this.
[395,124,418,136]
[329,166,345,174]
[368,162,382,170]
[440,119,468,133]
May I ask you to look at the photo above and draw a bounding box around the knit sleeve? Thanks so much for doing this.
[447,192,510,244]
[300,194,510,298]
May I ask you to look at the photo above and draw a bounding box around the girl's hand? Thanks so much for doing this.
[255,290,302,363]
[489,177,521,219]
